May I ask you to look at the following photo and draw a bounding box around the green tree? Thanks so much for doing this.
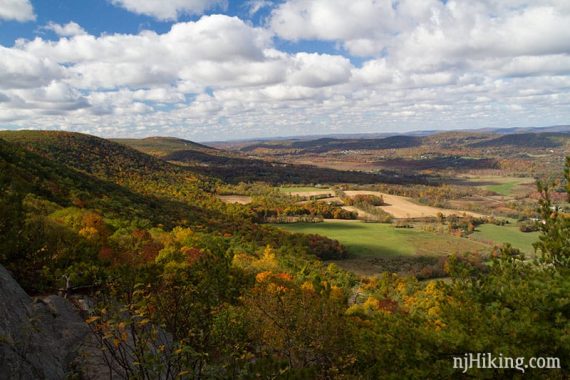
[534,156,570,267]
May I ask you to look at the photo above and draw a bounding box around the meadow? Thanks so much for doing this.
[275,220,544,274]
[463,175,535,196]
[275,221,489,258]
[471,224,540,254]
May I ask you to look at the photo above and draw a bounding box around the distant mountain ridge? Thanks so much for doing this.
[231,131,569,154]
[468,133,564,148]
[467,125,570,135]
[206,125,570,146]
[240,135,423,153]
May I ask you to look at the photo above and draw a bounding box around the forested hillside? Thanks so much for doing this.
[112,136,217,157]
[117,134,434,185]
[0,132,568,379]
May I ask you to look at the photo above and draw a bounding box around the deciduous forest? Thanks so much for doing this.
[0,131,568,379]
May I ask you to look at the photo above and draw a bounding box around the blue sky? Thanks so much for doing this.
[1,1,264,44]
[0,1,348,64]
[1,0,569,141]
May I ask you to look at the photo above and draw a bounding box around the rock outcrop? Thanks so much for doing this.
[0,265,91,379]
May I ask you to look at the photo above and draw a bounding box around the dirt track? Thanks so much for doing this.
[289,190,334,197]
[344,190,484,219]
[217,195,252,204]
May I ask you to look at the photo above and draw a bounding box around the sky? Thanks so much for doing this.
[0,0,569,141]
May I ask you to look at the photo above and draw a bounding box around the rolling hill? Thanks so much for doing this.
[0,136,205,227]
[111,134,436,185]
[113,136,216,157]
[240,135,422,153]
[468,133,564,148]
[0,131,173,180]
[231,129,570,155]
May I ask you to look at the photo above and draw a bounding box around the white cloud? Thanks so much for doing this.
[9,81,89,112]
[288,53,352,88]
[495,55,570,77]
[1,5,570,140]
[19,15,274,90]
[270,0,570,59]
[132,88,186,104]
[0,47,63,89]
[270,0,439,56]
[0,0,34,22]
[110,0,225,20]
[352,59,392,85]
[44,22,87,37]
[246,0,273,16]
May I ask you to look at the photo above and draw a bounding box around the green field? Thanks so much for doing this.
[484,180,528,196]
[275,221,488,258]
[465,176,534,196]
[471,224,539,254]
[278,186,330,193]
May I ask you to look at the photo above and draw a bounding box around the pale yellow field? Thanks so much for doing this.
[344,190,484,219]
[289,190,334,197]
[217,195,252,204]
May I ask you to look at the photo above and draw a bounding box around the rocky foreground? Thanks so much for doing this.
[0,265,106,379]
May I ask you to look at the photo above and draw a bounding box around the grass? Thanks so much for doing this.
[277,222,415,257]
[471,224,539,254]
[485,182,518,196]
[275,221,488,258]
[274,220,541,275]
[484,181,528,196]
[465,175,534,196]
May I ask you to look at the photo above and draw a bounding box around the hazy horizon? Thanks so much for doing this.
[2,123,569,144]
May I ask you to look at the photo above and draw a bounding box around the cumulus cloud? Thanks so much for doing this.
[0,0,34,22]
[19,15,274,90]
[2,15,359,130]
[110,0,225,20]
[10,82,89,112]
[44,21,87,37]
[0,47,63,89]
[288,53,352,88]
[270,0,435,56]
[1,3,570,140]
[270,0,570,59]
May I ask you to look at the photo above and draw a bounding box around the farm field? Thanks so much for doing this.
[471,224,540,254]
[279,186,334,198]
[217,195,253,204]
[275,221,488,257]
[462,175,535,196]
[277,221,413,257]
[275,221,490,275]
[343,190,484,218]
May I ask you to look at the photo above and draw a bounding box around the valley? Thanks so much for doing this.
[2,2,569,377]
[1,128,568,378]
